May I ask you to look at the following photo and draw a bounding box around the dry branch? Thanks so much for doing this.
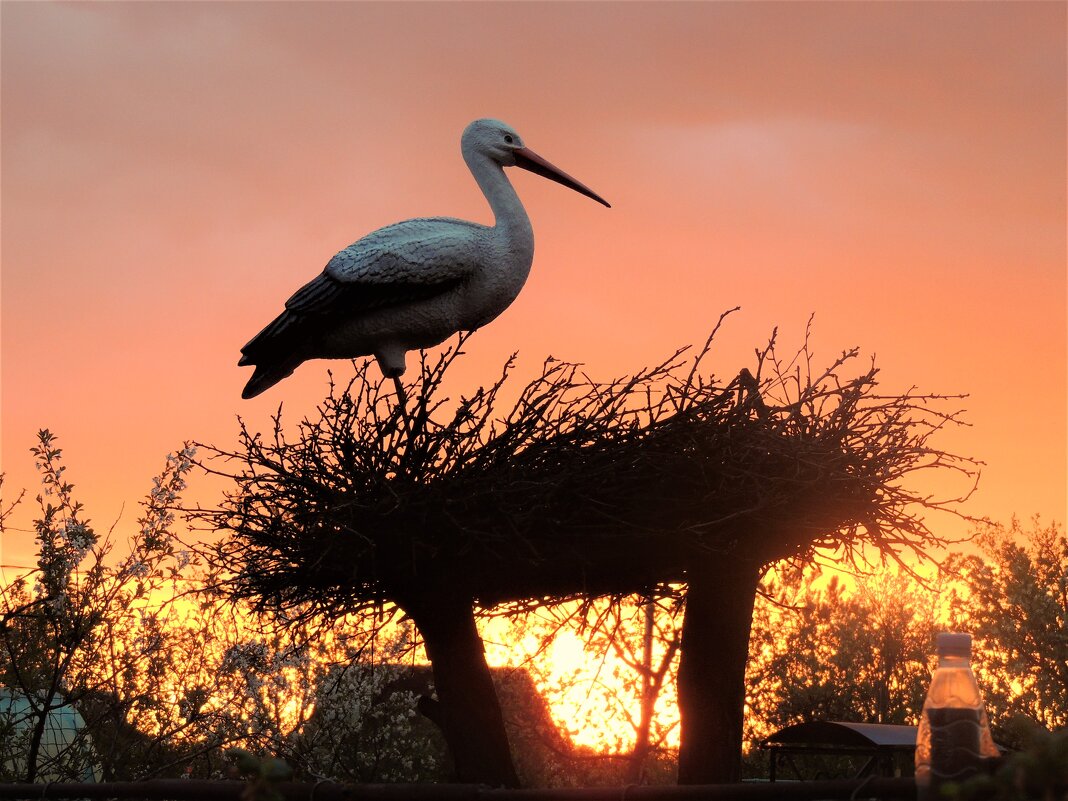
[189,319,978,624]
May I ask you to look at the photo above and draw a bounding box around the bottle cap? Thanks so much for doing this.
[936,632,972,658]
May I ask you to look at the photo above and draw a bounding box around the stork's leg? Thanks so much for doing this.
[375,349,410,429]
[392,375,410,427]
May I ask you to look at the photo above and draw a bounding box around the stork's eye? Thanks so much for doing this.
[504,134,514,144]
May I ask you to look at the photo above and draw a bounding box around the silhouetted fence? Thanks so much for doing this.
[0,777,922,801]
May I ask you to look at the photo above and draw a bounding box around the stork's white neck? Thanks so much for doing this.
[464,150,534,245]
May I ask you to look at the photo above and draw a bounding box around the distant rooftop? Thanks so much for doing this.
[759,721,918,782]
[761,720,917,750]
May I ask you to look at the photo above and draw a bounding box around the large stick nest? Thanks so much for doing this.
[194,315,977,621]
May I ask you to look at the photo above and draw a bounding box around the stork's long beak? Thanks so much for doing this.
[513,147,611,208]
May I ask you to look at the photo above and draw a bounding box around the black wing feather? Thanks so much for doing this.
[284,271,463,317]
[239,271,465,365]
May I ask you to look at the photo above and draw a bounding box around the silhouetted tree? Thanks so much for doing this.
[0,434,208,780]
[949,517,1068,742]
[0,434,296,781]
[746,566,938,743]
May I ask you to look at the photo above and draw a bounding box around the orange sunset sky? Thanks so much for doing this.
[1,2,1065,570]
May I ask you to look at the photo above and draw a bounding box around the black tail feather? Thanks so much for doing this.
[239,309,308,398]
[241,359,301,399]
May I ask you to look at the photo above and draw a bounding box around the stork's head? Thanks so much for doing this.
[462,118,610,208]
[462,118,526,164]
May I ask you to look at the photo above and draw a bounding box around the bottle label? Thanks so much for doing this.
[928,707,982,781]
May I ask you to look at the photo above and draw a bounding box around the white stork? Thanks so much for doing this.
[239,118,610,400]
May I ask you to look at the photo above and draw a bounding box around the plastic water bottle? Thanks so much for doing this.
[915,632,999,799]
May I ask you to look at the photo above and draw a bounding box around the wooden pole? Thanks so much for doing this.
[676,557,762,784]
[407,593,519,788]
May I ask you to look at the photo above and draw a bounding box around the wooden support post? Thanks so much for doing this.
[407,594,520,788]
[676,557,761,784]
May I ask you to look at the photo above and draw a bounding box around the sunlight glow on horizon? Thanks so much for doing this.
[483,625,677,752]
